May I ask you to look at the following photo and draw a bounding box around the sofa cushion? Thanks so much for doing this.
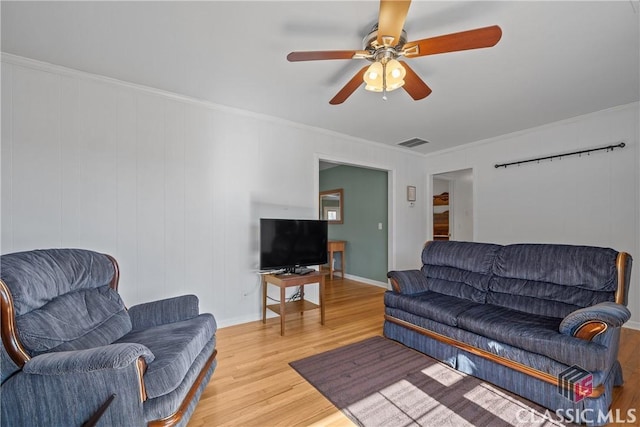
[422,241,500,274]
[493,244,618,289]
[421,241,501,303]
[384,291,480,327]
[456,304,610,371]
[489,244,618,317]
[420,266,491,303]
[16,286,131,355]
[117,313,217,399]
[487,276,614,318]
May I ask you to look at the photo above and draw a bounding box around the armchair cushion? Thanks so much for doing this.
[1,249,115,315]
[16,285,131,355]
[117,313,216,399]
[128,295,199,331]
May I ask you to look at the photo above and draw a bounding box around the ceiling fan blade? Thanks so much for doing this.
[329,66,368,105]
[402,25,502,58]
[399,61,432,100]
[377,0,412,47]
[287,50,364,62]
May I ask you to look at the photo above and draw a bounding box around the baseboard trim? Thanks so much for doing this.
[343,273,389,289]
[623,320,640,331]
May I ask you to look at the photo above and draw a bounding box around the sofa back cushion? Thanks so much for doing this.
[1,249,131,356]
[488,244,618,317]
[421,241,501,303]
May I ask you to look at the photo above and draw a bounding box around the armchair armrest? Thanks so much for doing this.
[128,294,199,330]
[23,343,154,375]
[559,302,631,341]
[2,344,155,426]
[387,270,429,295]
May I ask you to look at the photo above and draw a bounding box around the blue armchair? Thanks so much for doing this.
[0,249,217,426]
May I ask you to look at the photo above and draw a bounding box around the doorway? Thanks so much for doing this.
[431,169,473,241]
[319,160,389,285]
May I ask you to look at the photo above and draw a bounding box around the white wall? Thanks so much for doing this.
[450,170,474,242]
[1,54,428,327]
[425,103,640,329]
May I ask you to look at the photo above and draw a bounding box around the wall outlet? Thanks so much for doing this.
[378,222,383,230]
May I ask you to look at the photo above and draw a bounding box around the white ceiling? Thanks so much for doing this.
[2,1,639,154]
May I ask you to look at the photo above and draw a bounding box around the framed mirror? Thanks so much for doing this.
[319,188,343,224]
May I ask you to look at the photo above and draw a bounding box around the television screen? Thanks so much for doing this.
[260,218,328,272]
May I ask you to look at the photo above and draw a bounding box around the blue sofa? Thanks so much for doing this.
[385,241,632,426]
[0,249,217,426]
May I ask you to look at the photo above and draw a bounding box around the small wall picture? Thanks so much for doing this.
[407,186,416,202]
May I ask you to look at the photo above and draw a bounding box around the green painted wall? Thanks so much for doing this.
[319,165,388,282]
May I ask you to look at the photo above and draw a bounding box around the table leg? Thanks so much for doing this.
[329,249,334,280]
[300,285,305,316]
[280,285,286,336]
[320,275,325,325]
[261,276,267,324]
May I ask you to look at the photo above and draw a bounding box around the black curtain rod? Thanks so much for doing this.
[495,142,626,169]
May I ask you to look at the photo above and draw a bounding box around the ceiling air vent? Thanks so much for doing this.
[398,138,429,148]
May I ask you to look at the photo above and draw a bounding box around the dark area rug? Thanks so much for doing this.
[290,336,574,427]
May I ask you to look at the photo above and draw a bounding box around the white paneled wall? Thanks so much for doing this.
[1,55,428,327]
[424,103,640,328]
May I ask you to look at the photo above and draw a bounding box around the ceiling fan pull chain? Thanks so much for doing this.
[382,61,388,101]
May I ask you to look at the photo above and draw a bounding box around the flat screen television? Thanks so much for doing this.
[260,218,328,273]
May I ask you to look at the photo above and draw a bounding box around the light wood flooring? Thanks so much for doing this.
[188,277,640,427]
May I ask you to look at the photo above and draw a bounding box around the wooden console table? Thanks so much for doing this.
[327,240,346,279]
[261,271,326,336]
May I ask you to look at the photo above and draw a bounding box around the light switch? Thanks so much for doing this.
[378,223,383,230]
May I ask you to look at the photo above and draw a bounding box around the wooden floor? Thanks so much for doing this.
[188,277,640,427]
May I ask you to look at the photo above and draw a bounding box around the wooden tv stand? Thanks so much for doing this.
[261,271,326,336]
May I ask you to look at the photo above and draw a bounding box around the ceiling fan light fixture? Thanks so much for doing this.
[364,61,384,92]
[385,59,406,91]
[364,59,406,93]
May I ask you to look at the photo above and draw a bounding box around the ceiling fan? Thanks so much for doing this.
[287,0,502,105]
